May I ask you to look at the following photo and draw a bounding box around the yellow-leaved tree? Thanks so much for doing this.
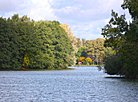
[85,57,92,64]
[60,24,78,65]
[78,57,85,63]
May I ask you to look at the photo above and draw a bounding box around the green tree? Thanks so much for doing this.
[86,38,105,65]
[75,46,87,64]
[104,54,122,75]
[49,21,73,68]
[32,21,54,69]
[101,0,138,78]
[60,24,78,65]
[0,14,74,69]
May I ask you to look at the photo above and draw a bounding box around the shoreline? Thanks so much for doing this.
[0,68,76,71]
[75,65,104,67]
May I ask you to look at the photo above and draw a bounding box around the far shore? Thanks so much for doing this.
[0,68,76,71]
[75,65,104,67]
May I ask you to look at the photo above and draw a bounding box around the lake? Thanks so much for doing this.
[0,66,138,102]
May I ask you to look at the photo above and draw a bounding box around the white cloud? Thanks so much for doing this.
[52,0,130,23]
[28,0,55,21]
[70,18,111,40]
[97,27,101,33]
[0,0,56,21]
[0,0,131,40]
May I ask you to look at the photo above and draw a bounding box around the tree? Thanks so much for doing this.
[101,10,128,49]
[60,24,78,65]
[82,38,86,46]
[32,21,54,69]
[78,57,85,63]
[85,57,92,64]
[75,38,105,65]
[49,21,73,68]
[104,54,122,75]
[85,38,105,65]
[0,15,74,69]
[76,38,82,48]
[121,0,138,20]
[75,47,87,58]
[101,0,138,78]
[99,51,105,65]
[0,17,20,69]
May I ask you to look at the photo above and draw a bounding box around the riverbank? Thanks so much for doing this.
[0,68,76,71]
[75,65,104,67]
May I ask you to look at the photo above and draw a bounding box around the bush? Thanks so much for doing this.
[104,54,122,75]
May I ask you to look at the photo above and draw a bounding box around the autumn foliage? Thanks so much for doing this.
[85,57,92,64]
[78,57,92,64]
[78,57,85,62]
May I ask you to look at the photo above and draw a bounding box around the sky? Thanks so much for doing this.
[0,0,131,40]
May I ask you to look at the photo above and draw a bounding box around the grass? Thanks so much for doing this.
[0,68,76,71]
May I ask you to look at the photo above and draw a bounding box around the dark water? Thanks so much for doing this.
[0,66,138,102]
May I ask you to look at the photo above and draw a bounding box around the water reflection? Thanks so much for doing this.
[0,66,137,102]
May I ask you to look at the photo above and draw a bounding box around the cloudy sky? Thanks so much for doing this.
[0,0,131,40]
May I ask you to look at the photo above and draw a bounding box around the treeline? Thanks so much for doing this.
[102,0,138,78]
[56,24,106,65]
[75,38,105,65]
[60,24,78,65]
[0,14,74,69]
[49,23,106,65]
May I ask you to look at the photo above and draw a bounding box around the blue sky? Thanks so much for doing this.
[0,0,131,40]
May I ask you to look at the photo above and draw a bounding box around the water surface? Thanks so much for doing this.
[0,66,138,102]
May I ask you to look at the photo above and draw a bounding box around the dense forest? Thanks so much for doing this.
[102,0,138,78]
[0,15,74,69]
[0,14,106,69]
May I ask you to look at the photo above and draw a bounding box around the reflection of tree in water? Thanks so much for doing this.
[97,65,104,71]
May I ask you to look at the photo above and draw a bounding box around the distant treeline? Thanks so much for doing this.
[75,38,105,65]
[0,14,73,69]
[54,24,106,65]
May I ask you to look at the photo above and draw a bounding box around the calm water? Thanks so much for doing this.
[0,66,138,102]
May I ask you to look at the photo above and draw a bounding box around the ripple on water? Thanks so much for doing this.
[0,67,138,102]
